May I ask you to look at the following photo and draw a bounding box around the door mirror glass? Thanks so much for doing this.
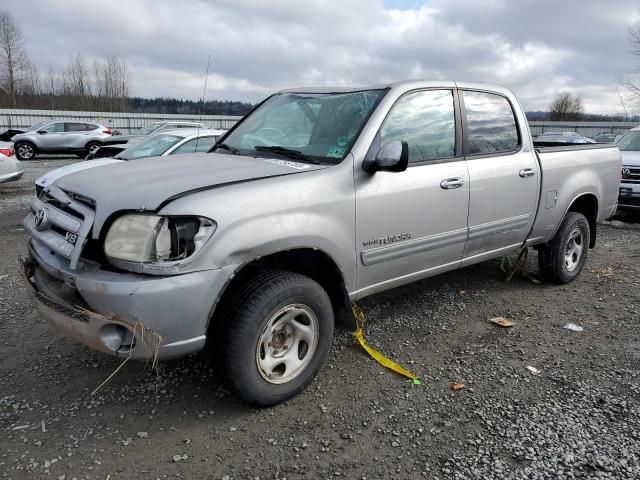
[365,140,408,172]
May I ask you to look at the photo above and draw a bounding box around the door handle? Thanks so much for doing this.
[440,177,464,189]
[519,168,536,178]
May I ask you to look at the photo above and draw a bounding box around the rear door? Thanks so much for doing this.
[460,89,539,265]
[355,89,469,294]
[65,122,91,149]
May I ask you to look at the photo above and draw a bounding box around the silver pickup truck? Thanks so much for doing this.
[21,80,620,405]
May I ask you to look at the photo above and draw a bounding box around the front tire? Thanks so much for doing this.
[224,271,334,406]
[15,141,37,160]
[538,212,590,284]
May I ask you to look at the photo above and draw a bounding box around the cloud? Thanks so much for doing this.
[5,0,640,112]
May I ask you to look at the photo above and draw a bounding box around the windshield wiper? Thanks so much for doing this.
[213,143,240,155]
[254,145,321,164]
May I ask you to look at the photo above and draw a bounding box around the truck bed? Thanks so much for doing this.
[526,143,621,246]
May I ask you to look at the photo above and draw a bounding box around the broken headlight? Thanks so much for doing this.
[104,214,216,274]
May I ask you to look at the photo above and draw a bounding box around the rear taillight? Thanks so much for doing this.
[0,147,14,157]
[103,128,112,135]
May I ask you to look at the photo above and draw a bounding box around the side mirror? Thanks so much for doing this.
[363,140,409,173]
[37,130,47,135]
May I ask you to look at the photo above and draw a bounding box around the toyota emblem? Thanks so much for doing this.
[34,208,49,231]
[621,168,631,179]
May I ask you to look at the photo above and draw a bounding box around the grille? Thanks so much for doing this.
[622,166,640,184]
[28,186,96,270]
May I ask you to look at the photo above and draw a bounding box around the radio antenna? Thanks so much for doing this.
[194,52,212,152]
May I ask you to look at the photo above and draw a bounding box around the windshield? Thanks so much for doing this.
[617,131,640,151]
[118,134,184,160]
[219,90,386,164]
[133,124,163,136]
[27,122,47,131]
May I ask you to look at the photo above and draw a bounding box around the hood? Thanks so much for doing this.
[36,158,123,188]
[53,153,328,237]
[103,134,145,146]
[620,150,640,167]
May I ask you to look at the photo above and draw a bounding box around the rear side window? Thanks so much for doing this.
[85,123,99,131]
[380,89,456,163]
[171,135,219,154]
[65,123,87,132]
[463,91,519,155]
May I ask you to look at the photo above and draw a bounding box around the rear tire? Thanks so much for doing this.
[15,141,37,160]
[85,141,101,157]
[538,212,590,284]
[222,271,334,406]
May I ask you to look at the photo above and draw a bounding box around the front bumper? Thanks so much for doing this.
[21,239,237,360]
[618,184,640,211]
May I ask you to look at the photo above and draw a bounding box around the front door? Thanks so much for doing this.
[38,122,66,151]
[460,90,540,264]
[355,89,470,295]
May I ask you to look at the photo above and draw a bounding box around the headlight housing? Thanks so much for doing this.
[104,214,216,274]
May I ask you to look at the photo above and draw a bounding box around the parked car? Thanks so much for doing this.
[100,121,207,148]
[0,143,22,183]
[617,126,640,211]
[534,131,596,145]
[20,80,620,406]
[35,129,226,195]
[11,121,112,160]
[592,133,621,144]
[0,128,25,142]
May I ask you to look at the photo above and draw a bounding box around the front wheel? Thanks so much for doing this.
[538,212,590,284]
[15,141,36,160]
[224,271,334,406]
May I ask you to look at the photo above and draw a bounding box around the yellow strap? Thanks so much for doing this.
[352,303,421,385]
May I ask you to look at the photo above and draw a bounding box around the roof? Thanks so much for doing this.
[159,128,226,137]
[278,79,511,95]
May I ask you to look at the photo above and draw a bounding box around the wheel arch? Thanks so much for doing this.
[207,248,354,338]
[566,193,598,248]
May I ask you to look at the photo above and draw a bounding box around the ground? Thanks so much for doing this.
[1,159,639,480]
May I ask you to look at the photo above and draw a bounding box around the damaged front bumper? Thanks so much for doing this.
[20,239,236,360]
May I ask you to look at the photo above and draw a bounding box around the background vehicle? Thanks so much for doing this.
[35,128,225,194]
[0,143,22,183]
[592,133,621,143]
[11,121,112,160]
[534,131,596,145]
[0,128,25,142]
[617,126,640,211]
[100,121,207,148]
[21,80,620,406]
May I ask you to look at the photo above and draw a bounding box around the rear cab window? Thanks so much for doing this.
[462,91,520,156]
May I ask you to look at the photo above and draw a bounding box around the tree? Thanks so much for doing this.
[548,92,584,121]
[620,21,640,113]
[0,10,29,107]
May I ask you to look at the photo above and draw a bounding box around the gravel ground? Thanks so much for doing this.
[1,160,640,479]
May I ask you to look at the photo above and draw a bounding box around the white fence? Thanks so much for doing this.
[1,109,638,138]
[528,121,639,138]
[0,109,243,133]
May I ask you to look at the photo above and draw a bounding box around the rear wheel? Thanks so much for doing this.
[85,141,101,157]
[223,271,334,406]
[538,212,590,284]
[15,141,36,160]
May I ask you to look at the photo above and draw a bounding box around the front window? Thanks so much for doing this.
[133,124,163,136]
[617,131,640,151]
[118,134,184,160]
[27,122,47,131]
[220,90,386,164]
[41,122,64,133]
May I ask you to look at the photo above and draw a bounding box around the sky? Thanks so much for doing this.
[5,0,640,113]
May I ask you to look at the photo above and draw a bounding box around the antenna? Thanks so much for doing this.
[194,52,212,152]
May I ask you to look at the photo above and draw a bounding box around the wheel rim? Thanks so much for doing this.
[18,144,33,159]
[256,304,319,384]
[564,228,584,272]
[88,143,100,154]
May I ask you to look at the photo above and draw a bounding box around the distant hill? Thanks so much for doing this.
[130,97,253,116]
[525,111,639,122]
